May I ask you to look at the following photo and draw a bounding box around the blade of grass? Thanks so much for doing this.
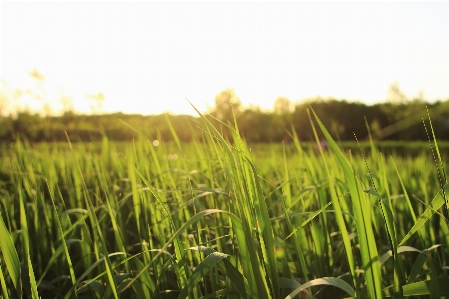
[363,185,404,297]
[308,109,358,294]
[178,250,229,299]
[188,246,249,299]
[27,249,39,299]
[311,107,382,298]
[283,201,332,241]
[133,257,155,298]
[120,209,247,294]
[285,277,355,299]
[46,180,78,297]
[425,107,448,219]
[0,258,10,299]
[37,239,83,286]
[63,252,127,298]
[399,183,449,246]
[64,132,118,299]
[188,100,271,298]
[0,214,21,297]
[402,277,449,296]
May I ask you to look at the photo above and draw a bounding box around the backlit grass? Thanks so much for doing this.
[0,110,448,298]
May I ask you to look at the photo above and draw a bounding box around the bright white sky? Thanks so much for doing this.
[1,1,449,116]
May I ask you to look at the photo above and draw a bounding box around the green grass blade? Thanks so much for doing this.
[165,113,183,152]
[406,245,440,284]
[37,239,83,286]
[47,181,77,292]
[283,202,332,241]
[379,245,422,266]
[426,107,448,218]
[363,186,403,296]
[391,158,419,232]
[285,277,355,298]
[64,134,118,298]
[311,108,382,298]
[27,249,39,299]
[133,257,156,297]
[178,251,229,299]
[131,164,191,293]
[63,252,127,299]
[407,253,426,284]
[220,259,249,299]
[399,183,449,246]
[402,277,449,296]
[309,109,358,294]
[83,192,117,292]
[0,213,22,297]
[0,258,10,299]
[121,209,244,293]
[278,277,312,297]
[189,101,272,298]
[128,153,142,235]
[188,246,249,299]
[244,156,281,298]
[18,187,29,265]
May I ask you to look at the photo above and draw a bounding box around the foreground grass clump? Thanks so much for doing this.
[0,111,448,298]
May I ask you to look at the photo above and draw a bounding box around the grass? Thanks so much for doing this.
[0,109,448,298]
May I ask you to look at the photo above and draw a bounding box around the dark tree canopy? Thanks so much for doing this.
[211,88,242,123]
[1,93,449,143]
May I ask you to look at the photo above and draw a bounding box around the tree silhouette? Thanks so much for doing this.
[87,92,106,114]
[273,96,293,114]
[212,88,242,123]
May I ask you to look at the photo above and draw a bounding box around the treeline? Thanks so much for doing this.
[0,112,201,143]
[1,99,449,143]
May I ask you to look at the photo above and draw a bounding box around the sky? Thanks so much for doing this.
[1,1,449,116]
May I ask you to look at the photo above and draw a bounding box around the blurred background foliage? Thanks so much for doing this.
[1,87,449,143]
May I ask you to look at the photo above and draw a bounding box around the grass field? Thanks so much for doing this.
[0,110,448,298]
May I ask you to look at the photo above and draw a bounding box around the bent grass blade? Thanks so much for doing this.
[399,183,449,246]
[120,209,250,294]
[311,108,382,298]
[0,215,21,297]
[285,277,355,299]
[178,250,229,299]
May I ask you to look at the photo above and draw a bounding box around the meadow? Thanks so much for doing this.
[0,109,448,298]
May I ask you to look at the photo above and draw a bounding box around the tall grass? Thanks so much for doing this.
[0,109,448,298]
